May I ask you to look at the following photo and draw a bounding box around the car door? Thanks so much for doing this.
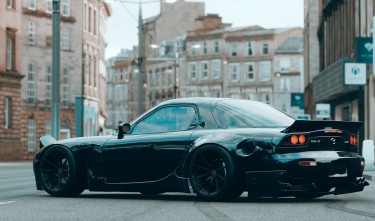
[103,105,198,183]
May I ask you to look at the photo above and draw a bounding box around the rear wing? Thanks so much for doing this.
[40,135,57,149]
[281,120,363,134]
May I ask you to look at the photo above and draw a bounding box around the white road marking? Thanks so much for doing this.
[0,201,17,205]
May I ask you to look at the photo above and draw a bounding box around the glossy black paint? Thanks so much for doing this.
[33,97,369,199]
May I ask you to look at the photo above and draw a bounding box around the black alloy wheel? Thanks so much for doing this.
[40,145,85,197]
[189,145,241,201]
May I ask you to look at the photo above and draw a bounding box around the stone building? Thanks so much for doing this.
[313,0,374,152]
[110,0,205,122]
[105,49,137,131]
[184,20,304,117]
[16,0,110,160]
[303,0,321,117]
[0,0,25,160]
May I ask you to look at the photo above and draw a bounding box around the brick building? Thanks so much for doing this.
[0,0,25,160]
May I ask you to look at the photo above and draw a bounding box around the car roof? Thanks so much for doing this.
[159,97,227,106]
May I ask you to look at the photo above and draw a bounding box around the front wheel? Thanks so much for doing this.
[189,145,241,201]
[40,145,85,197]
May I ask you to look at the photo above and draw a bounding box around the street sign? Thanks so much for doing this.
[316,103,330,119]
[344,63,367,85]
[291,93,304,108]
[356,37,373,63]
[297,114,311,120]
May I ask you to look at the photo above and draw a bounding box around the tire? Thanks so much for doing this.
[189,145,241,201]
[40,145,85,197]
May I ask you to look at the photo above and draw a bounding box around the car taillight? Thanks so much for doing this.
[278,134,308,147]
[290,134,306,145]
[350,136,358,145]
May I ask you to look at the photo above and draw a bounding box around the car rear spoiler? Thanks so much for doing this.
[40,135,57,149]
[281,120,363,134]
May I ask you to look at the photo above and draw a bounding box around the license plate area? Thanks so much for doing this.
[329,161,348,177]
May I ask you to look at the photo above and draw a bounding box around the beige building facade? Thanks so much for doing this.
[0,0,110,160]
[185,21,304,118]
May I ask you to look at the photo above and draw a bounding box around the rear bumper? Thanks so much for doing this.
[244,151,369,197]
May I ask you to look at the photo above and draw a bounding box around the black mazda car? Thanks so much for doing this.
[33,97,368,201]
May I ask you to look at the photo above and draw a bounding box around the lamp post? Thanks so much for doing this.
[52,0,60,139]
[173,52,178,98]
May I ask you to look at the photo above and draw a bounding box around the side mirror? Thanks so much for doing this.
[200,120,205,128]
[117,123,131,139]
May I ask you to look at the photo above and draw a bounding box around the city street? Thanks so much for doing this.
[1,162,375,221]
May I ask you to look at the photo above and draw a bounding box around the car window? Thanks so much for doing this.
[213,100,294,128]
[132,105,197,134]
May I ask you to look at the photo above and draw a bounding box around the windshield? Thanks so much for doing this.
[213,100,295,129]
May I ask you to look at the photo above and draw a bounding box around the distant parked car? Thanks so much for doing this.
[33,97,369,201]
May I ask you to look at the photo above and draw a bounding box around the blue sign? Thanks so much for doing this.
[356,37,373,63]
[291,93,304,108]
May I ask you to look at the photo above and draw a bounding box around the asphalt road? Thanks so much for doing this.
[1,161,375,221]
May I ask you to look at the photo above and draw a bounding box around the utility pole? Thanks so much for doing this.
[52,0,60,139]
[173,52,178,99]
[137,4,145,115]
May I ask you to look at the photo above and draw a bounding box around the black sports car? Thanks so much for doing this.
[33,98,369,201]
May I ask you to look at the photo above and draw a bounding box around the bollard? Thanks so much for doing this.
[363,140,375,171]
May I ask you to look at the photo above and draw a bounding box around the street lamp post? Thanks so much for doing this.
[173,52,178,99]
[137,4,145,116]
[52,0,60,139]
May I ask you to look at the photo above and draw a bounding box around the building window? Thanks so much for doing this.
[280,78,290,92]
[27,119,36,152]
[46,0,52,13]
[28,21,37,45]
[201,62,208,79]
[231,42,238,56]
[7,0,14,8]
[4,97,11,129]
[245,63,255,81]
[262,42,269,55]
[280,58,291,73]
[27,61,37,105]
[45,64,52,106]
[247,41,254,56]
[214,40,219,53]
[189,63,196,80]
[190,44,196,56]
[61,0,70,16]
[6,30,15,71]
[93,10,97,35]
[45,120,51,135]
[282,103,288,113]
[62,66,70,107]
[341,105,352,121]
[229,63,239,82]
[249,93,257,101]
[263,94,271,104]
[212,60,221,79]
[28,0,36,10]
[88,6,92,33]
[260,61,271,81]
[202,41,208,55]
[61,27,71,50]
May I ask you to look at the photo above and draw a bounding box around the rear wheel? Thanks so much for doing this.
[189,145,241,201]
[40,145,85,197]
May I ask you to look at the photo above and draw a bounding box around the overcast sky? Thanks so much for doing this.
[104,0,304,59]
